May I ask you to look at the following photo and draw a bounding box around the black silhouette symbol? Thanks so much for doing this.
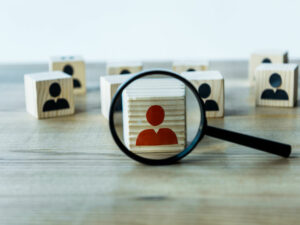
[262,58,272,63]
[43,83,70,112]
[187,68,196,72]
[63,64,81,88]
[120,69,130,75]
[261,73,288,100]
[198,83,219,111]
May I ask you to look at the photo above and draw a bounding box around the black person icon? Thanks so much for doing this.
[120,69,130,75]
[261,73,289,100]
[186,68,196,72]
[198,83,219,111]
[63,64,81,88]
[43,83,70,112]
[262,58,272,63]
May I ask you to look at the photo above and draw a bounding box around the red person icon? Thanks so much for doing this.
[136,105,178,146]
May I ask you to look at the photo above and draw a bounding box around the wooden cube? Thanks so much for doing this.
[255,64,298,107]
[172,60,209,74]
[106,61,143,75]
[122,79,186,153]
[49,56,86,94]
[249,50,288,83]
[100,74,133,119]
[182,71,224,118]
[24,72,75,119]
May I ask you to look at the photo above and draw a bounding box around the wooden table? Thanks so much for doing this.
[1,61,300,225]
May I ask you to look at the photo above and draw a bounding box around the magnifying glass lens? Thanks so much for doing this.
[111,74,204,160]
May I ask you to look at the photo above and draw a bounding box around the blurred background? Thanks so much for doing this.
[0,0,299,62]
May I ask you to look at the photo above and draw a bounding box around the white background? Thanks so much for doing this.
[0,0,299,62]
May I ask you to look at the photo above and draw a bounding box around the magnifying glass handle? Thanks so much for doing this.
[205,126,291,157]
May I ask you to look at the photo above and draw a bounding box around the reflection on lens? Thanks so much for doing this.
[112,74,202,160]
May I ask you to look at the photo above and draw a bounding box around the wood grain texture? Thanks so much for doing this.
[49,56,86,95]
[1,61,300,225]
[255,64,298,107]
[24,72,75,119]
[249,50,288,83]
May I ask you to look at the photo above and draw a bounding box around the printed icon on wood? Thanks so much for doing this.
[198,83,219,111]
[122,79,186,153]
[43,82,70,112]
[260,73,289,100]
[24,71,75,119]
[136,105,178,146]
[62,64,82,88]
[181,71,224,118]
[255,63,298,107]
[49,56,86,94]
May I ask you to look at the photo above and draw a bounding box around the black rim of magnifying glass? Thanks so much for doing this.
[109,69,207,165]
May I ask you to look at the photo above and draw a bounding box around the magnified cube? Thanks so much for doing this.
[122,79,186,153]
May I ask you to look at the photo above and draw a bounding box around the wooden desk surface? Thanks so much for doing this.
[1,61,300,225]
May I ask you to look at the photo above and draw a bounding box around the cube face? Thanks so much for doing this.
[182,71,224,118]
[49,56,86,94]
[122,79,186,153]
[100,74,133,119]
[172,60,209,74]
[255,64,298,107]
[25,72,75,119]
[249,50,288,82]
[106,62,143,75]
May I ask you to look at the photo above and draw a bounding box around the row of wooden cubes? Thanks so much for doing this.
[24,58,209,119]
[25,55,298,120]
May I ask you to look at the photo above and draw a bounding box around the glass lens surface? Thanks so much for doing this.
[111,74,204,160]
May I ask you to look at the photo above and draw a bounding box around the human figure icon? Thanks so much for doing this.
[262,58,272,63]
[43,83,70,112]
[63,64,81,88]
[120,69,130,75]
[198,83,219,111]
[186,68,196,72]
[261,73,289,100]
[136,105,178,146]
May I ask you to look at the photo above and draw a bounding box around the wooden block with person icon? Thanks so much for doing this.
[249,50,288,83]
[100,74,133,119]
[49,56,86,94]
[106,61,143,75]
[172,60,209,74]
[122,79,186,153]
[182,71,224,118]
[255,63,298,107]
[24,71,75,119]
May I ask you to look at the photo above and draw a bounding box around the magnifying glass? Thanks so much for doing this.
[108,69,291,165]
